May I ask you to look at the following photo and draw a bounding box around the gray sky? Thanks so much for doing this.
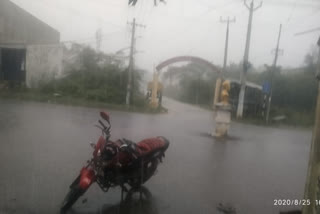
[12,0,320,72]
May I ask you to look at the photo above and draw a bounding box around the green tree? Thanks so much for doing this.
[41,44,145,106]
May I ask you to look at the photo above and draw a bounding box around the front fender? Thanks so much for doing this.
[79,167,96,190]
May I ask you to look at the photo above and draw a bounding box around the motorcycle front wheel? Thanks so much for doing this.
[60,184,85,213]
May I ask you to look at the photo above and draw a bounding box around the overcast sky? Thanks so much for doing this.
[11,0,320,72]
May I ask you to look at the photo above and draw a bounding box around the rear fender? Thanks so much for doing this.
[151,150,162,158]
[79,167,96,190]
[151,150,165,162]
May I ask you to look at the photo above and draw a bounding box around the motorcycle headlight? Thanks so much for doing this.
[97,149,101,157]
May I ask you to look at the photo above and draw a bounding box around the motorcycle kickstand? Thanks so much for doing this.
[120,184,128,204]
[139,159,144,201]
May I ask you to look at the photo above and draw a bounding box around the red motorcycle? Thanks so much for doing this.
[60,111,169,213]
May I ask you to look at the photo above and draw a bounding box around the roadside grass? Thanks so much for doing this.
[163,96,314,128]
[0,45,169,114]
[0,90,167,114]
[233,113,314,129]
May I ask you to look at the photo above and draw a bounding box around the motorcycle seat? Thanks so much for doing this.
[136,137,169,157]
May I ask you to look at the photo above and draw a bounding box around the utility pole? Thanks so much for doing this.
[236,0,262,118]
[220,16,236,74]
[95,28,102,52]
[213,17,235,109]
[131,37,137,105]
[126,18,145,106]
[266,24,282,124]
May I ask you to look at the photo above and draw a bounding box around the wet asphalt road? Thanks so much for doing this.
[0,98,312,214]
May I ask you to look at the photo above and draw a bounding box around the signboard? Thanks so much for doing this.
[262,82,271,94]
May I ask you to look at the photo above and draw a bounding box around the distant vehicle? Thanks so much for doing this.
[227,79,266,118]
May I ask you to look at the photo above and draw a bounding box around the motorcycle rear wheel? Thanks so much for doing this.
[128,158,158,188]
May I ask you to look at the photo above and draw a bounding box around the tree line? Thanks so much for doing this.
[162,47,319,126]
[39,44,147,107]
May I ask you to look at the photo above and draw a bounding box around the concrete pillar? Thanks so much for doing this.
[213,104,231,138]
[212,80,231,138]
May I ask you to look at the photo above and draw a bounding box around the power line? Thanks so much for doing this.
[142,0,151,23]
[284,9,320,31]
[262,0,319,9]
[64,4,124,29]
[295,27,320,36]
[196,0,240,18]
[61,30,125,44]
[139,0,153,25]
[142,1,155,26]
[285,0,298,24]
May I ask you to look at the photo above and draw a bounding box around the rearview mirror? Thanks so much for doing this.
[89,142,96,149]
[100,111,110,124]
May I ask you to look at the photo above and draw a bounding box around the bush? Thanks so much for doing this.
[37,46,146,107]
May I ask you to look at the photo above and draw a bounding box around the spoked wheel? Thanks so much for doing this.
[119,186,154,214]
[143,158,158,182]
[124,186,152,202]
[60,183,85,213]
[128,158,158,188]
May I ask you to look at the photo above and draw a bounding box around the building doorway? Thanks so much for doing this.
[0,48,26,87]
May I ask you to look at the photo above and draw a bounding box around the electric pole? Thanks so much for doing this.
[213,17,235,108]
[236,0,262,118]
[220,16,236,74]
[266,24,282,124]
[125,18,145,106]
[131,37,137,104]
[95,28,102,52]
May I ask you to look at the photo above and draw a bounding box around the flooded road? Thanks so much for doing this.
[0,98,312,214]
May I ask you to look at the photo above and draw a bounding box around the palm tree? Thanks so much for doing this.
[128,0,166,6]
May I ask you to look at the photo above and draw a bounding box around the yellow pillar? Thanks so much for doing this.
[213,78,222,108]
[221,80,230,105]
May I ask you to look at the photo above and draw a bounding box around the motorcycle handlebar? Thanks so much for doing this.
[98,120,111,139]
[99,120,107,129]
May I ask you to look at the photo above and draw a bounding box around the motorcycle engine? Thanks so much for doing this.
[103,143,118,161]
